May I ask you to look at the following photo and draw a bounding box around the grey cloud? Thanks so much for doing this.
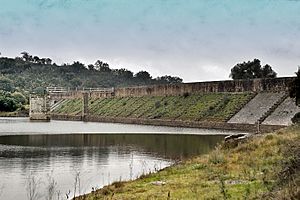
[0,0,300,82]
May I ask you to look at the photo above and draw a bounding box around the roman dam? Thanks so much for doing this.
[29,77,299,133]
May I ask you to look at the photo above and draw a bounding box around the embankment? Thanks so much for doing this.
[49,77,298,132]
[51,92,285,132]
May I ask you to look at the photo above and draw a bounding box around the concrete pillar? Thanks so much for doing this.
[82,92,89,121]
[29,94,50,121]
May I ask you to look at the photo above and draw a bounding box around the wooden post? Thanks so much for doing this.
[257,121,260,134]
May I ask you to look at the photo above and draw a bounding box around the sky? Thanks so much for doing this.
[0,0,299,82]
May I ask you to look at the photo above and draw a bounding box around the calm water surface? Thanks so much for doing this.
[0,118,243,200]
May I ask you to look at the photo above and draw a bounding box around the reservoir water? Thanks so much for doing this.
[0,118,244,200]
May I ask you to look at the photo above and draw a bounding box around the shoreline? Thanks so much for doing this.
[0,111,29,117]
[0,117,247,136]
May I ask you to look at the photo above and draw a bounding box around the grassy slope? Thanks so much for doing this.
[53,93,253,122]
[77,125,300,200]
[53,99,83,115]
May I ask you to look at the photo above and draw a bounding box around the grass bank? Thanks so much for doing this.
[53,93,254,122]
[77,125,299,200]
[0,108,29,117]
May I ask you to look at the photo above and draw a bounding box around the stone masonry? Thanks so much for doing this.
[29,94,50,121]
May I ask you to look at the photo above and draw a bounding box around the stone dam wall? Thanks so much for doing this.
[114,77,294,97]
[50,77,295,100]
[48,77,298,132]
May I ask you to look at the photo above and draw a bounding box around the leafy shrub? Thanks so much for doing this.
[183,92,190,98]
[0,95,18,111]
[0,77,15,92]
[111,181,124,188]
[32,87,46,95]
[209,146,226,165]
[12,92,27,105]
[291,112,300,124]
[155,101,161,109]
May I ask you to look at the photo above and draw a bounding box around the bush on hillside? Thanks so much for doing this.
[0,95,18,112]
[183,92,190,98]
[0,91,27,112]
[291,112,300,124]
[0,77,15,92]
[12,92,27,105]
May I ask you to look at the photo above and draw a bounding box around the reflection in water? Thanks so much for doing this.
[0,118,230,200]
[0,134,224,200]
[0,117,239,135]
[0,134,224,159]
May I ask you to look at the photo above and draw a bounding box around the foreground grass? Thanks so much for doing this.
[77,125,299,200]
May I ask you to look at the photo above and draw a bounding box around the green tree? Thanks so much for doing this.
[33,56,40,63]
[70,61,86,72]
[114,68,134,79]
[88,64,95,71]
[289,68,300,106]
[70,78,82,87]
[12,92,27,105]
[40,58,46,65]
[33,87,47,95]
[95,60,111,72]
[0,77,15,92]
[230,59,277,80]
[135,71,152,80]
[45,58,52,65]
[262,64,277,78]
[155,75,183,84]
[0,91,18,112]
[21,51,30,62]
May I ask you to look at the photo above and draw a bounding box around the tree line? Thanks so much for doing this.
[0,53,299,115]
[0,52,183,112]
[0,52,183,91]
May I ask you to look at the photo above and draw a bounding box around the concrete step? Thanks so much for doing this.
[228,92,287,124]
[258,92,289,124]
[263,97,300,126]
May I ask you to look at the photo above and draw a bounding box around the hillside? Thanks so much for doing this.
[0,56,182,92]
[0,55,182,113]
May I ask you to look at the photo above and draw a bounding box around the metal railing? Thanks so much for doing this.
[46,87,69,93]
[82,87,114,92]
[46,87,114,93]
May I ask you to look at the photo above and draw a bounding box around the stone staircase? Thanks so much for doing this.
[258,92,289,124]
[263,97,300,126]
[228,92,287,124]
